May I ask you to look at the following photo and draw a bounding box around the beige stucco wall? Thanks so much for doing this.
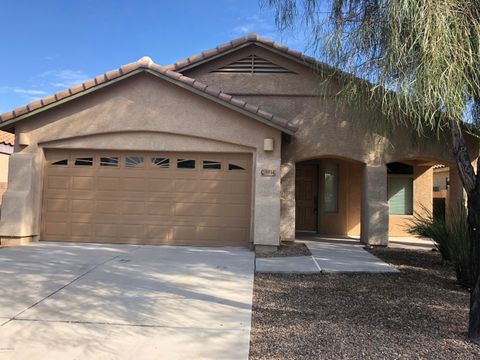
[187,44,478,245]
[0,73,283,246]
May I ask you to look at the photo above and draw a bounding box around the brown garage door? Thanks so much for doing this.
[41,150,252,246]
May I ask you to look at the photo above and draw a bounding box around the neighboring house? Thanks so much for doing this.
[0,34,477,248]
[0,131,14,205]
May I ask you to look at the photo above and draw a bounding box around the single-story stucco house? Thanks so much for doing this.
[0,34,477,249]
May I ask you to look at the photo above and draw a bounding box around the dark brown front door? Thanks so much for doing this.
[295,163,318,231]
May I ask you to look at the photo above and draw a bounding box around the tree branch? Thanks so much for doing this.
[451,121,477,194]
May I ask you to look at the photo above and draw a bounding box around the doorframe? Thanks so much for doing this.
[295,161,321,233]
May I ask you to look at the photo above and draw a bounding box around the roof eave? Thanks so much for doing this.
[0,69,145,131]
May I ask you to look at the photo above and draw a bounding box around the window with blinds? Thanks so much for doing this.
[388,176,414,215]
[211,55,296,74]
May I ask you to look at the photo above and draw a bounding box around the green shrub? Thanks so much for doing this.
[409,205,471,288]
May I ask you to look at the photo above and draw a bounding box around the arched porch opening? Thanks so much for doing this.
[386,157,456,237]
[295,156,364,238]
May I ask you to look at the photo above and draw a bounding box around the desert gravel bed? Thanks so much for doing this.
[256,243,312,258]
[249,248,480,359]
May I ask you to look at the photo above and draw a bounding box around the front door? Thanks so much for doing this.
[295,163,318,231]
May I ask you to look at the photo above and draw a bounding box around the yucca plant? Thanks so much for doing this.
[410,205,471,288]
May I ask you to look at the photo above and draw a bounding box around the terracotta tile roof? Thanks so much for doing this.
[0,55,297,134]
[0,131,14,146]
[164,33,318,72]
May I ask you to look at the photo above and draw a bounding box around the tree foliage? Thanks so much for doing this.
[265,0,480,135]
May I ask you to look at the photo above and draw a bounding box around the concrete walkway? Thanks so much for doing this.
[0,242,255,360]
[256,241,398,274]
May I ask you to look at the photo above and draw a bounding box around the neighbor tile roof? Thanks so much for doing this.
[164,33,318,72]
[0,55,297,133]
[0,131,14,146]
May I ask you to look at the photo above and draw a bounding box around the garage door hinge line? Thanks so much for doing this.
[0,252,131,327]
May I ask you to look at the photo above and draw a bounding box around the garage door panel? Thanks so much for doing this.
[119,201,145,215]
[44,222,68,237]
[72,176,95,190]
[43,212,70,223]
[146,179,175,192]
[224,204,249,217]
[67,213,96,223]
[71,199,95,213]
[118,215,146,225]
[121,178,146,191]
[95,224,118,237]
[226,181,249,194]
[47,176,70,190]
[147,202,172,216]
[224,194,250,204]
[226,228,249,242]
[197,226,222,241]
[96,201,121,214]
[145,225,170,240]
[45,199,69,212]
[174,179,202,193]
[97,177,121,190]
[172,226,197,241]
[118,225,144,239]
[42,150,252,245]
[71,223,93,237]
[196,180,225,193]
[174,202,223,217]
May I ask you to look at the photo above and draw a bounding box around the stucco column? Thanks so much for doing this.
[280,160,295,242]
[253,153,281,247]
[360,164,389,246]
[414,166,433,216]
[0,151,43,245]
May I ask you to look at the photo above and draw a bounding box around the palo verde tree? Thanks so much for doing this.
[264,0,480,342]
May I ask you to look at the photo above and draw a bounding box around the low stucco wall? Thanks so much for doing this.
[0,73,283,246]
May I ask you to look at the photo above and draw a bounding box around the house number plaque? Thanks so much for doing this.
[261,169,276,177]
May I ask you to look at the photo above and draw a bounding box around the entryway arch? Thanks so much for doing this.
[295,156,365,237]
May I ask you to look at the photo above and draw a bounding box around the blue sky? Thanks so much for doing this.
[0,0,308,113]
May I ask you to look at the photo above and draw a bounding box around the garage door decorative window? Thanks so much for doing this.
[100,157,119,167]
[177,159,196,169]
[152,157,170,168]
[203,160,222,170]
[126,156,144,168]
[75,157,93,166]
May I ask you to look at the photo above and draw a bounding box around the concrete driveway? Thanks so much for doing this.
[0,242,255,360]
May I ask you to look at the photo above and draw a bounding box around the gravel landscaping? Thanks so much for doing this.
[249,247,480,359]
[256,242,312,258]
